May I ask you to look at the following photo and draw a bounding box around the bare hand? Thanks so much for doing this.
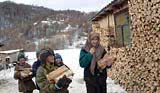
[90,47,96,54]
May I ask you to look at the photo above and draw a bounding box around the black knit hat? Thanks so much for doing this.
[39,48,55,64]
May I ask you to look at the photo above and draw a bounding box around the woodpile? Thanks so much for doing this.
[106,0,160,93]
[46,65,74,83]
[92,23,115,48]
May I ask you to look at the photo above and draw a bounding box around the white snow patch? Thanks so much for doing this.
[34,22,37,25]
[0,49,23,54]
[57,21,63,25]
[41,21,49,24]
[52,20,57,24]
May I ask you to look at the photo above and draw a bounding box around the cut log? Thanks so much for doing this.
[46,65,74,83]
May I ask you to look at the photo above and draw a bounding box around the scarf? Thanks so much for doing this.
[83,32,104,75]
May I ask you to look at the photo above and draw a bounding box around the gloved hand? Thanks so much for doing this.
[55,75,72,90]
[63,76,72,88]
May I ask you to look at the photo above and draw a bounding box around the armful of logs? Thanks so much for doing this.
[46,65,74,83]
[18,68,33,78]
[97,54,116,70]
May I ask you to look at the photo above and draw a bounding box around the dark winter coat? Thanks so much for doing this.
[79,48,108,93]
[14,63,36,92]
[32,60,41,77]
[32,59,41,90]
[36,62,69,93]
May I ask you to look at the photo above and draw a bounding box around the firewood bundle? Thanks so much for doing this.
[97,54,116,70]
[46,65,74,83]
[19,68,32,77]
[106,0,160,93]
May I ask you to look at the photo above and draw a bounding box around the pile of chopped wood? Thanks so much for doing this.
[47,65,74,83]
[92,23,115,48]
[107,0,160,93]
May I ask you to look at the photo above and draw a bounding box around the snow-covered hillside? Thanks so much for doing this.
[0,49,127,93]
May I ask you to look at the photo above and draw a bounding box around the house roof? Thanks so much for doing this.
[91,0,128,21]
[0,43,4,47]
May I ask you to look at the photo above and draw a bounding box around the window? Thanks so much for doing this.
[114,10,131,47]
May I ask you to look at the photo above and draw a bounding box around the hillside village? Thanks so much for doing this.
[0,1,95,50]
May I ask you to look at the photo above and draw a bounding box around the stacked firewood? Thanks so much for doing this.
[107,0,160,93]
[46,65,74,83]
[92,23,115,48]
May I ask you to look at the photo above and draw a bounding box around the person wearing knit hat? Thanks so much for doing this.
[55,53,64,67]
[32,50,42,90]
[36,48,72,93]
[14,52,36,93]
[17,53,26,61]
[39,48,55,64]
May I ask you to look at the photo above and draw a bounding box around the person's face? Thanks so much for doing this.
[55,58,62,64]
[91,37,99,47]
[46,55,54,63]
[19,58,25,64]
[37,56,40,60]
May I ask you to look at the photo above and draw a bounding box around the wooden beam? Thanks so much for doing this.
[113,4,128,14]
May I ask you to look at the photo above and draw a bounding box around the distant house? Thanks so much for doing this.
[91,0,130,48]
[0,43,4,47]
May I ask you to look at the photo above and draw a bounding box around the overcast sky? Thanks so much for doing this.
[0,0,113,12]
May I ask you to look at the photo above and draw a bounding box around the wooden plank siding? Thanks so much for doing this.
[91,0,130,49]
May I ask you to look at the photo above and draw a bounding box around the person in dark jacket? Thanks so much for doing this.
[32,50,41,90]
[79,32,112,93]
[36,48,72,93]
[14,53,36,93]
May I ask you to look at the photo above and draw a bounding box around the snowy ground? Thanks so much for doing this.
[0,49,127,93]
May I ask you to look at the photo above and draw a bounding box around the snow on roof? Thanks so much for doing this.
[41,21,50,24]
[0,49,23,54]
[33,22,37,25]
[5,56,11,59]
[52,20,57,24]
